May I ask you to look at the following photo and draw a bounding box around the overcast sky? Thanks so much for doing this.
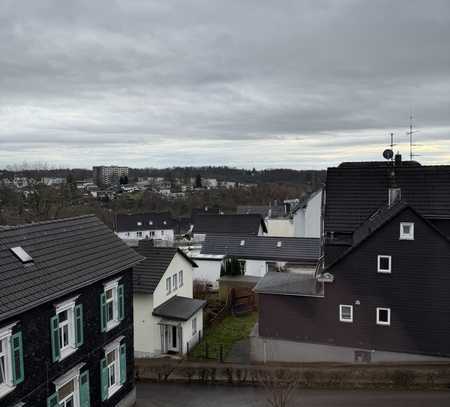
[0,0,449,170]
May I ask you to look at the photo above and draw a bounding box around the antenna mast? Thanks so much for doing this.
[407,114,418,161]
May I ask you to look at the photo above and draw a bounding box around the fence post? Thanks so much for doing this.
[219,344,223,363]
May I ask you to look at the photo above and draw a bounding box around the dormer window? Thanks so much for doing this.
[10,247,33,264]
[400,222,414,240]
[377,255,392,273]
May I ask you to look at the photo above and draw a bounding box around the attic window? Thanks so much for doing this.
[137,222,142,226]
[400,222,414,240]
[10,246,33,264]
[277,241,282,247]
[163,221,167,225]
[240,240,245,246]
[149,221,153,226]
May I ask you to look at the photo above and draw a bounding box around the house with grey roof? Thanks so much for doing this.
[114,212,176,242]
[290,189,323,238]
[0,215,143,407]
[132,242,205,358]
[200,235,321,286]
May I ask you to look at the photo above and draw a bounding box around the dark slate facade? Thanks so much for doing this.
[258,160,450,359]
[0,216,143,407]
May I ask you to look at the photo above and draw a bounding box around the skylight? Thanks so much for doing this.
[277,241,282,247]
[10,246,33,264]
[240,240,245,246]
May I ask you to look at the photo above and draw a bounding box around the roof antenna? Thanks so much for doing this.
[382,132,395,162]
[406,114,419,161]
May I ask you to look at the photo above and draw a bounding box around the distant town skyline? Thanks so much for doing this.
[1,0,449,169]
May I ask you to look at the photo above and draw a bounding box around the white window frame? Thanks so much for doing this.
[173,274,178,290]
[339,304,353,323]
[166,277,172,295]
[376,307,391,326]
[179,270,183,287]
[0,324,15,398]
[136,231,143,238]
[104,279,120,331]
[400,222,414,240]
[54,363,84,407]
[377,255,392,274]
[55,297,78,360]
[104,337,124,399]
[192,317,197,336]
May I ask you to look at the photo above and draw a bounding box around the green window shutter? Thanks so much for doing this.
[11,331,24,385]
[50,315,60,362]
[75,304,84,347]
[79,369,91,407]
[100,358,109,401]
[47,392,59,407]
[117,284,124,321]
[119,343,126,384]
[100,293,107,332]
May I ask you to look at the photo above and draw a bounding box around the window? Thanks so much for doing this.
[377,255,392,273]
[376,307,391,326]
[238,260,246,274]
[166,277,172,295]
[150,231,155,237]
[51,298,83,362]
[136,231,143,238]
[48,365,89,407]
[137,221,142,226]
[10,247,33,264]
[101,340,126,401]
[339,305,353,322]
[400,222,414,240]
[179,271,183,287]
[0,325,23,398]
[100,280,124,333]
[173,274,178,290]
[192,317,197,336]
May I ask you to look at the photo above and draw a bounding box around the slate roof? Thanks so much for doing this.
[152,295,206,321]
[133,242,197,294]
[254,272,324,297]
[291,189,322,214]
[201,235,320,264]
[325,162,450,233]
[0,215,144,322]
[114,212,175,232]
[193,214,268,235]
[237,205,286,218]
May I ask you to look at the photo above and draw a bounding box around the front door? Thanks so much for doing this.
[167,325,179,353]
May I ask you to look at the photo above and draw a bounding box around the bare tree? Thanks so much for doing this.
[258,368,300,407]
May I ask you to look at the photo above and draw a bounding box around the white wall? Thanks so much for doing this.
[181,309,204,354]
[244,259,267,277]
[153,253,194,308]
[293,190,322,238]
[116,229,175,241]
[193,259,223,289]
[133,294,162,358]
[266,219,295,237]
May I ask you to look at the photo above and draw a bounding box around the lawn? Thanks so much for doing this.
[190,312,257,360]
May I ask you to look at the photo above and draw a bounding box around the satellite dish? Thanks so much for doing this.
[383,149,394,160]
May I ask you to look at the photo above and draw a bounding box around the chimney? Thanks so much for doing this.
[395,153,402,166]
[388,163,401,207]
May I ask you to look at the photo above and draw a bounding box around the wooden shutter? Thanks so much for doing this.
[11,331,24,385]
[75,304,84,347]
[119,343,126,384]
[117,284,124,321]
[50,315,60,362]
[79,369,91,407]
[47,393,59,407]
[100,358,109,401]
[100,293,107,332]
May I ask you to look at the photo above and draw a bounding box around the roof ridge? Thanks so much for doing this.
[0,214,97,231]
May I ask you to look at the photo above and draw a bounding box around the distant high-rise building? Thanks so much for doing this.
[93,165,129,186]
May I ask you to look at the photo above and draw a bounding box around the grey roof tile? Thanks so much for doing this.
[152,295,206,321]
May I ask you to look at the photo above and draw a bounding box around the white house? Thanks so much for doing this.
[291,189,323,238]
[114,212,176,242]
[133,243,205,358]
[201,235,321,278]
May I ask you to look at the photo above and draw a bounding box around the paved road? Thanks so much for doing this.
[136,382,450,407]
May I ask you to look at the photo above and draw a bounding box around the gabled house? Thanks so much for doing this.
[290,189,323,238]
[199,235,320,286]
[0,215,143,407]
[114,212,176,242]
[254,159,450,363]
[191,214,267,241]
[133,242,205,358]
